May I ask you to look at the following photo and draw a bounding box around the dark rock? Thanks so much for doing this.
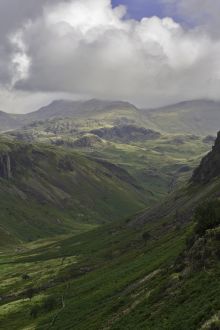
[192,132,220,183]
[0,154,12,179]
[73,134,104,148]
[203,135,216,144]
[90,125,161,142]
[178,165,191,173]
[21,274,31,280]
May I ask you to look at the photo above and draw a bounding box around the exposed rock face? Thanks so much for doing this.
[203,135,216,144]
[73,134,104,148]
[90,125,161,142]
[0,154,12,179]
[192,132,220,183]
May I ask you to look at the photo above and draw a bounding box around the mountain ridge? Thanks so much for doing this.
[1,98,220,135]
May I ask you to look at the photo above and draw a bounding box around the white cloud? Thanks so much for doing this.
[1,0,220,110]
[163,0,220,36]
[10,30,31,85]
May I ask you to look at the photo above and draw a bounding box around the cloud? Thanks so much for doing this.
[1,0,220,109]
[163,0,220,36]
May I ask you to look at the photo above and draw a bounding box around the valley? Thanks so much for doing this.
[0,99,219,330]
[4,99,215,206]
[1,2,220,329]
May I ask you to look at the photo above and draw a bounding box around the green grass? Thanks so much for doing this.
[6,105,212,207]
[1,176,220,329]
[0,139,148,248]
[0,114,218,329]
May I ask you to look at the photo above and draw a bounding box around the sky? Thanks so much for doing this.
[112,0,167,20]
[0,0,220,113]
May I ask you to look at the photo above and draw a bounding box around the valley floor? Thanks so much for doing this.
[1,182,220,330]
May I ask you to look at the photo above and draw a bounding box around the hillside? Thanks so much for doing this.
[5,99,212,205]
[0,133,220,329]
[21,99,220,136]
[25,99,139,122]
[1,99,220,136]
[192,131,220,183]
[0,111,22,132]
[0,138,148,247]
[143,100,220,135]
[0,100,147,134]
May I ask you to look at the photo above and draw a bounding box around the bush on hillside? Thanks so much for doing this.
[194,200,220,235]
[42,296,58,312]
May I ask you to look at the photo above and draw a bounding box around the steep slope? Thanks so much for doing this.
[192,131,220,183]
[1,133,220,329]
[0,138,148,247]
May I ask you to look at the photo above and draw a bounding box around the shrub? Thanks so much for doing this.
[25,287,35,301]
[142,231,151,243]
[42,296,58,312]
[30,305,41,319]
[194,200,220,235]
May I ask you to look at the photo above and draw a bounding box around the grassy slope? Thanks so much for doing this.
[1,177,220,329]
[6,100,214,210]
[86,135,209,199]
[8,118,211,206]
[0,138,148,248]
[0,103,218,328]
[143,100,220,135]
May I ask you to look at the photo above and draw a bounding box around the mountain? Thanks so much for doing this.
[1,133,220,329]
[1,98,220,136]
[2,99,216,213]
[6,109,211,207]
[0,100,143,133]
[192,131,220,183]
[0,111,22,132]
[25,99,139,122]
[22,99,220,136]
[143,99,220,135]
[0,138,148,247]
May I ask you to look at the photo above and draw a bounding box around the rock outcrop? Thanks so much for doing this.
[192,131,220,183]
[90,125,161,142]
[73,134,104,148]
[0,154,12,179]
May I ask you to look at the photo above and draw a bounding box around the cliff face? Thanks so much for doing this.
[192,131,220,183]
[0,154,12,179]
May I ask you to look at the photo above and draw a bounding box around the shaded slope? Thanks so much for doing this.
[192,131,220,183]
[0,138,147,246]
